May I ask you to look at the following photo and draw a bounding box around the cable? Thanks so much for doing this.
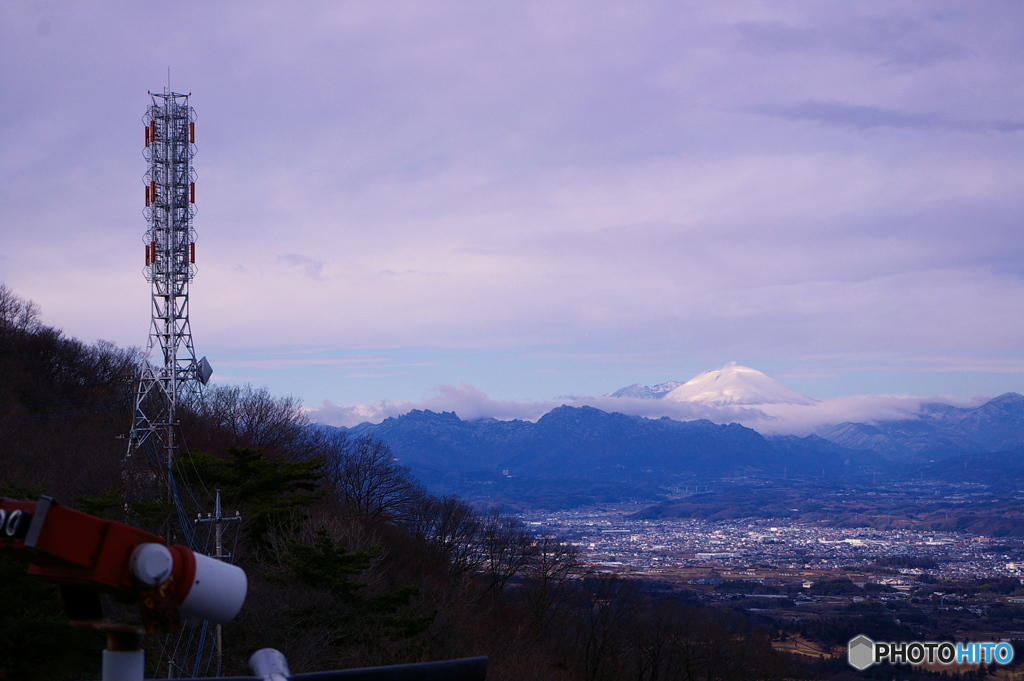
[191,621,210,678]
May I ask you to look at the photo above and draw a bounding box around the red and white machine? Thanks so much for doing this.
[1,495,488,681]
[0,495,247,680]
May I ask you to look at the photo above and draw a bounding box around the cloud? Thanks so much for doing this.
[4,2,1024,407]
[306,383,559,426]
[307,382,943,436]
[278,253,325,280]
[215,354,434,371]
[743,395,934,436]
[758,100,1024,133]
[733,15,975,67]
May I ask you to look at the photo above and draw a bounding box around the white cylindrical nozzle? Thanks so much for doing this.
[129,543,174,586]
[249,648,291,681]
[179,552,247,624]
[102,649,144,681]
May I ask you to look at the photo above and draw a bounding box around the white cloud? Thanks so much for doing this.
[3,2,1024,405]
[307,382,948,437]
[307,383,559,426]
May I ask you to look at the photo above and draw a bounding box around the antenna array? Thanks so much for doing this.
[128,90,211,481]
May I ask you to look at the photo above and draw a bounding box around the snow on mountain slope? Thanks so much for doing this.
[608,381,683,399]
[662,364,817,406]
[608,364,817,407]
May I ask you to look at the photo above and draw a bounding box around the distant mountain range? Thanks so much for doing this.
[608,366,1024,460]
[819,392,1024,461]
[335,365,1024,506]
[346,405,865,481]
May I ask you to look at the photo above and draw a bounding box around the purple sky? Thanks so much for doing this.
[3,2,1024,429]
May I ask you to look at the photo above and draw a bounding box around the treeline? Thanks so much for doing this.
[0,284,139,502]
[0,284,797,680]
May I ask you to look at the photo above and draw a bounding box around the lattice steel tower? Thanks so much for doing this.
[127,90,211,480]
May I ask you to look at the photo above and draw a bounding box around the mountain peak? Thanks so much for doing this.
[608,364,816,406]
[608,381,682,399]
[664,364,816,406]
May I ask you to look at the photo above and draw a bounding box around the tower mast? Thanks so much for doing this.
[127,90,211,488]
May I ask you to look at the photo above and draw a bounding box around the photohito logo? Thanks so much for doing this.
[848,635,1014,671]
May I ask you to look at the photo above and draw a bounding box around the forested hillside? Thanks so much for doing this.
[0,284,796,680]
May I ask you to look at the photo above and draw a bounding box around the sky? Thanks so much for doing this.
[3,2,1024,431]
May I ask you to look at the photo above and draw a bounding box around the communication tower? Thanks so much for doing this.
[127,90,212,482]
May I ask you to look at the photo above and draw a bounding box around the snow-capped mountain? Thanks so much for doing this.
[612,363,817,406]
[608,381,683,399]
[665,364,817,406]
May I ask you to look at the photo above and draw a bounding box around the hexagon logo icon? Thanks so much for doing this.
[848,635,875,670]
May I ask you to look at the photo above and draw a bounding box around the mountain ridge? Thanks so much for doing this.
[338,393,1024,493]
[343,404,874,492]
[818,392,1024,461]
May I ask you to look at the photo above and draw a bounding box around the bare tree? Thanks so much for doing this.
[407,494,483,577]
[479,508,536,595]
[523,533,582,630]
[626,597,690,681]
[190,384,315,459]
[328,435,424,523]
[0,283,41,335]
[573,575,642,681]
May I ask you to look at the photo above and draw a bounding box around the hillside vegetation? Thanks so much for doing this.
[0,284,795,681]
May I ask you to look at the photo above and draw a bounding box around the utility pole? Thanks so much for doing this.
[196,490,241,677]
